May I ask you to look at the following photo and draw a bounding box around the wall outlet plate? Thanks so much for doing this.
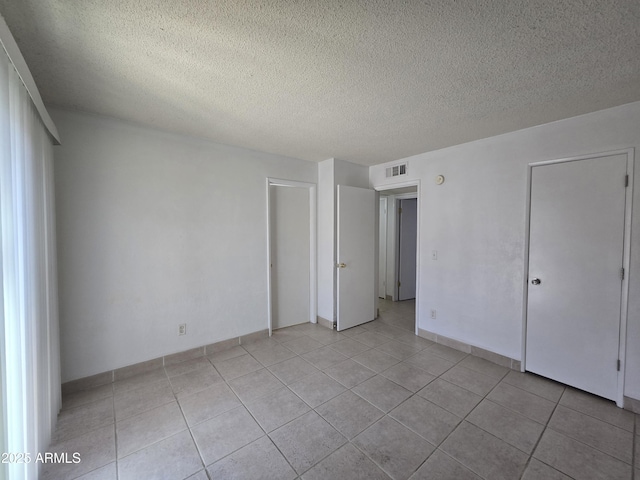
[178,324,186,335]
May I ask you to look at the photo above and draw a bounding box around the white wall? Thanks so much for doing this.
[370,101,640,400]
[334,159,370,190]
[52,109,317,382]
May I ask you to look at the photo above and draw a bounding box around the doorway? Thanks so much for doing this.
[524,150,633,405]
[398,198,417,301]
[375,182,420,335]
[266,179,317,334]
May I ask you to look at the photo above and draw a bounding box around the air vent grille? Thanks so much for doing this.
[386,163,407,178]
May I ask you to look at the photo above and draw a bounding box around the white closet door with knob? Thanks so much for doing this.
[526,153,627,401]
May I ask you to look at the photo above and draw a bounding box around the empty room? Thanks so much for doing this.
[1,1,639,479]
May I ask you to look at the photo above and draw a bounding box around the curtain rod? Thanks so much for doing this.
[0,13,60,145]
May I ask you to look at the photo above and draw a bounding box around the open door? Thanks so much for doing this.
[398,198,417,301]
[337,185,376,331]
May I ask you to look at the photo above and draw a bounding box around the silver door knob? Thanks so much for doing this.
[531,278,541,285]
[337,263,346,268]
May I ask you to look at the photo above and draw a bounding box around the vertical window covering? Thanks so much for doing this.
[0,46,61,480]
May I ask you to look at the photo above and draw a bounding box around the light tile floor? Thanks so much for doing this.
[44,299,639,480]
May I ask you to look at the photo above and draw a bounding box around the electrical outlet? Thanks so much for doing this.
[430,309,437,319]
[178,324,186,335]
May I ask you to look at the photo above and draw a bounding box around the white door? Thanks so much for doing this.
[398,198,417,301]
[378,197,388,299]
[337,185,376,331]
[270,185,310,329]
[526,153,628,401]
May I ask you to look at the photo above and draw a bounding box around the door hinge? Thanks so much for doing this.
[621,267,625,280]
[625,174,629,187]
[617,359,621,371]
[398,207,402,214]
[398,281,401,287]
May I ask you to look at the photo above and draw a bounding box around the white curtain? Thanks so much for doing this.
[0,46,61,480]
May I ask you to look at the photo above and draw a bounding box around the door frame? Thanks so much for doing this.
[521,148,634,407]
[373,180,421,336]
[266,178,317,336]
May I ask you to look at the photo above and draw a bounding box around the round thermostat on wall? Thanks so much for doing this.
[435,175,445,185]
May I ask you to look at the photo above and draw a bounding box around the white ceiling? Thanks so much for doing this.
[1,0,639,166]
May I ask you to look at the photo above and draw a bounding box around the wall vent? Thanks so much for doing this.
[386,163,407,178]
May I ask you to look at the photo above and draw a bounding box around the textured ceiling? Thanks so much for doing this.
[1,1,639,166]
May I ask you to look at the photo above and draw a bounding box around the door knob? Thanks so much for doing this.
[337,263,346,268]
[531,278,541,285]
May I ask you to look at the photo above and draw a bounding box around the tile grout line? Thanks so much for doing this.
[406,359,510,480]
[197,346,301,478]
[59,335,435,478]
[228,360,301,478]
[549,390,636,466]
[303,347,386,477]
[70,384,119,480]
[173,375,208,479]
[253,328,399,477]
[434,362,632,480]
[317,341,472,479]
[66,317,339,474]
[344,439,392,479]
[51,313,390,477]
[633,416,637,480]
[205,335,350,478]
[115,365,209,478]
[556,391,636,433]
[500,374,564,405]
[50,400,117,479]
[294,319,456,478]
[112,381,119,480]
[114,370,195,474]
[442,359,635,474]
[477,379,557,425]
[191,354,243,477]
[151,337,547,480]
[371,347,568,480]
[366,342,460,475]
[56,303,633,480]
[515,390,566,480]
[264,428,300,478]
